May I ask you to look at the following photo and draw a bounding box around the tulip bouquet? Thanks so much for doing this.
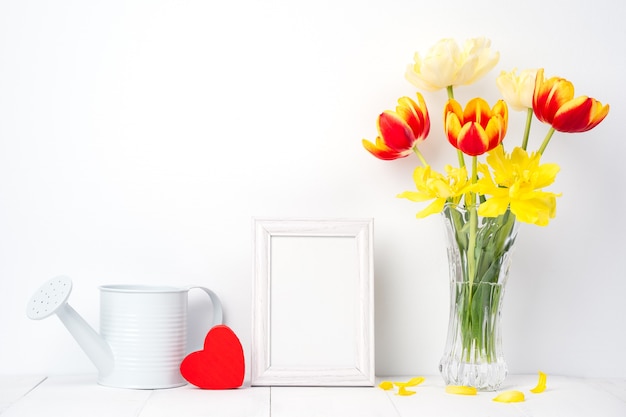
[362,37,609,389]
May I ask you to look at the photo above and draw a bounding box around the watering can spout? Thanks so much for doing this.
[55,302,114,376]
[26,276,114,377]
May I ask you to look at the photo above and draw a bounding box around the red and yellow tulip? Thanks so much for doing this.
[362,94,430,160]
[533,68,609,133]
[444,98,508,156]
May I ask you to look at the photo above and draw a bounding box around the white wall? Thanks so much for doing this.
[1,0,624,379]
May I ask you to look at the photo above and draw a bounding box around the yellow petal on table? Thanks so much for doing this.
[378,381,394,390]
[397,386,416,396]
[394,377,426,387]
[445,385,477,395]
[530,371,547,393]
[493,390,525,403]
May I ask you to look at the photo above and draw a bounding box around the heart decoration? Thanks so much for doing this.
[180,324,245,389]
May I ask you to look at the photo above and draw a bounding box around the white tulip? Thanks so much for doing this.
[496,68,538,111]
[405,37,500,91]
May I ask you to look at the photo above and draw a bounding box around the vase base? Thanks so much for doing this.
[439,360,507,391]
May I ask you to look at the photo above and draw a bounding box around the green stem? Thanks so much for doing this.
[456,150,466,170]
[493,210,514,257]
[521,108,533,151]
[538,127,556,155]
[446,86,466,169]
[471,155,479,185]
[412,146,428,166]
[446,86,454,99]
[467,157,479,289]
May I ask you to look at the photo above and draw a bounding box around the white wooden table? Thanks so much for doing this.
[2,374,625,416]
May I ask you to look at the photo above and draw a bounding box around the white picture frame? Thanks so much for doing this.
[251,218,375,387]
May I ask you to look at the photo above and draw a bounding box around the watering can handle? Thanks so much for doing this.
[188,286,223,326]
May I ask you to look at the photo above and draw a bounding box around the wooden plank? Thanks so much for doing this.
[3,374,624,417]
[1,375,151,417]
[587,377,626,403]
[0,375,46,413]
[139,385,270,417]
[505,375,626,417]
[270,385,399,417]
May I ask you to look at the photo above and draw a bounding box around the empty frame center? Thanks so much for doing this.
[269,235,357,369]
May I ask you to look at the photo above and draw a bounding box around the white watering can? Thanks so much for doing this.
[26,276,223,389]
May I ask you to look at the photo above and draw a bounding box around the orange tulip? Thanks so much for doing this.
[363,94,430,160]
[444,98,508,156]
[533,68,609,133]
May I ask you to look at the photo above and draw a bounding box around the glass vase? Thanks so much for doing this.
[438,202,519,391]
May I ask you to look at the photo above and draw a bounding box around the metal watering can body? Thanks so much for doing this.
[27,276,223,389]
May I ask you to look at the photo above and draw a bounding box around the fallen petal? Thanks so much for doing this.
[445,385,477,395]
[530,371,547,393]
[406,376,426,386]
[378,381,393,390]
[394,376,425,388]
[397,386,416,396]
[493,390,525,403]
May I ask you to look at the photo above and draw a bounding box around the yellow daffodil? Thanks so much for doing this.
[405,37,499,91]
[398,165,471,218]
[496,68,538,111]
[445,385,477,395]
[473,146,561,226]
[493,390,525,403]
[530,371,547,393]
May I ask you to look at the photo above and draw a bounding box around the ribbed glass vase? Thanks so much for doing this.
[438,202,519,391]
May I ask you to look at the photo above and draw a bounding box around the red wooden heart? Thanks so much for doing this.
[180,324,245,389]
